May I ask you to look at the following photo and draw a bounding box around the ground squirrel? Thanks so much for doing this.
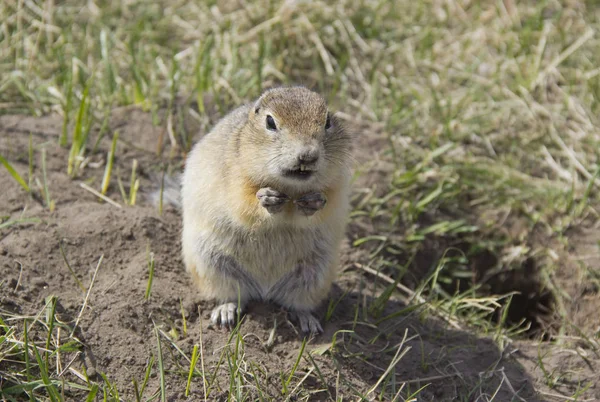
[181,87,352,334]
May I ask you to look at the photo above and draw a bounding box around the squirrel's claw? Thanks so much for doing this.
[294,192,327,216]
[292,311,323,335]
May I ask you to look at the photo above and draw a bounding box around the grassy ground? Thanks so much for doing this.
[1,0,599,401]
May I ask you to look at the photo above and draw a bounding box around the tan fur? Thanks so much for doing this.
[181,86,352,321]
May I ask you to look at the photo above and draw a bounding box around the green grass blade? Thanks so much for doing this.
[59,241,86,292]
[0,218,41,230]
[85,384,99,402]
[59,72,73,147]
[179,298,187,337]
[139,355,155,397]
[68,82,90,176]
[128,159,138,205]
[117,173,128,204]
[28,133,33,189]
[44,296,57,367]
[145,247,155,300]
[0,155,30,193]
[101,131,118,195]
[283,337,307,395]
[155,326,166,402]
[91,107,112,154]
[32,343,61,402]
[23,320,31,385]
[158,167,165,215]
[576,165,600,216]
[41,148,54,211]
[185,345,199,396]
[130,179,139,206]
[132,377,141,402]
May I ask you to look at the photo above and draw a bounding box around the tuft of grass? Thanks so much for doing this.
[0,294,119,400]
[99,372,121,400]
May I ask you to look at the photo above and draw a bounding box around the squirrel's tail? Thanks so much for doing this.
[149,173,182,210]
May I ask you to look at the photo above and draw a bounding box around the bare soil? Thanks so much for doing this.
[1,113,598,401]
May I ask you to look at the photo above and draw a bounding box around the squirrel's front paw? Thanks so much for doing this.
[257,187,290,214]
[294,192,327,216]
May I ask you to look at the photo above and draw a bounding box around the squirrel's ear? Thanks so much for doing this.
[253,97,263,114]
[248,96,263,119]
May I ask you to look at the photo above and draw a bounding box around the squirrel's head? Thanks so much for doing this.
[243,87,352,193]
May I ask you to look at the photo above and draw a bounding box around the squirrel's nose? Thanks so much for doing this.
[298,148,320,166]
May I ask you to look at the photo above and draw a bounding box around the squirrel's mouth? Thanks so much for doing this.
[283,167,314,181]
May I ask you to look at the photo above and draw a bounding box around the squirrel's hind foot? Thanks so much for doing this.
[210,302,240,329]
[291,311,323,335]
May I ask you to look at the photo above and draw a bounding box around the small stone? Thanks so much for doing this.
[86,366,97,378]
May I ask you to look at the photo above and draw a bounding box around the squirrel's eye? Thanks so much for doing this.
[266,115,277,131]
[325,114,331,130]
